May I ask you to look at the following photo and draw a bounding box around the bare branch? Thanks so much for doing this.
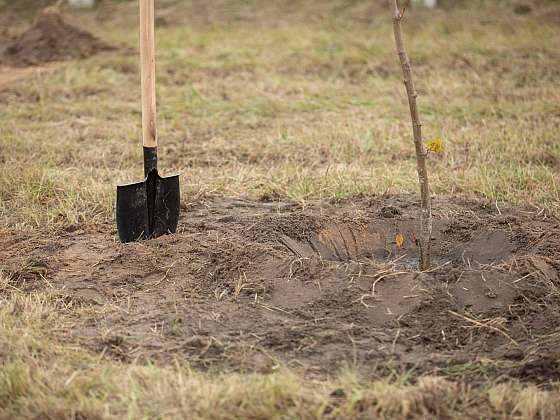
[391,0,433,270]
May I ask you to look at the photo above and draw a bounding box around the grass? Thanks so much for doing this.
[1,0,559,418]
[1,290,559,419]
[1,1,559,228]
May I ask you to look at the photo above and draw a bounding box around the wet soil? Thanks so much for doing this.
[0,9,116,67]
[1,195,559,383]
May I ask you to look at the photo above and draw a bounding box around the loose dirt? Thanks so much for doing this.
[0,9,116,67]
[2,195,559,383]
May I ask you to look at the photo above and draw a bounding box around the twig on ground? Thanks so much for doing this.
[371,271,409,297]
[449,310,519,347]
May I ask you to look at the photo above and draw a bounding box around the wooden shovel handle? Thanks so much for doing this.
[139,0,157,148]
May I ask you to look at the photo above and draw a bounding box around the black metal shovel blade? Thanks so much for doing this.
[116,169,180,243]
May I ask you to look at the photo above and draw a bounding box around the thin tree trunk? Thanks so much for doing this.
[391,0,432,270]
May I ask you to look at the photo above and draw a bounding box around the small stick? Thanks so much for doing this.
[422,260,452,273]
[449,310,519,347]
[371,271,409,297]
[391,328,401,353]
[512,271,538,284]
[391,1,433,270]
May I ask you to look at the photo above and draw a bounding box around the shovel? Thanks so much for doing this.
[116,0,180,243]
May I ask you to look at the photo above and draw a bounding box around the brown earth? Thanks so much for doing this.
[0,9,116,67]
[2,195,560,383]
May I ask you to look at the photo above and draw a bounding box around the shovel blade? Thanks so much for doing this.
[116,170,180,243]
[152,172,180,237]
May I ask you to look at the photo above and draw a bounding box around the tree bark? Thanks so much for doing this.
[391,0,432,270]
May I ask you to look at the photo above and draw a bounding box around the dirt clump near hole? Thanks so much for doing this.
[0,8,117,67]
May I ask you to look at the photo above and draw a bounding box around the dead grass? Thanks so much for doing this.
[1,0,559,418]
[0,288,559,419]
[1,0,559,228]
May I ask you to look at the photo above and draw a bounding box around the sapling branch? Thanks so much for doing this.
[391,0,433,270]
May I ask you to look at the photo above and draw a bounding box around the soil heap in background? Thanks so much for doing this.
[0,8,116,67]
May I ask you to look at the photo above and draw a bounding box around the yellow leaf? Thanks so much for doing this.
[426,138,444,153]
[395,233,405,248]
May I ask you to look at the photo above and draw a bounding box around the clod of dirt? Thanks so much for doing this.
[0,8,117,67]
[514,4,533,15]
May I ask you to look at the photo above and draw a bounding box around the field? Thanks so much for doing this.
[1,0,560,418]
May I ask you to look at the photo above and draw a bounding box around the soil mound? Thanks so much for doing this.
[0,9,116,67]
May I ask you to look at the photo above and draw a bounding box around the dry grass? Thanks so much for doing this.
[1,289,559,419]
[1,0,560,418]
[1,0,559,229]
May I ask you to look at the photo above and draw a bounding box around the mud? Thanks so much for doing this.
[0,9,116,67]
[1,195,559,383]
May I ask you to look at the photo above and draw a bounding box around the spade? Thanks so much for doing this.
[116,0,179,243]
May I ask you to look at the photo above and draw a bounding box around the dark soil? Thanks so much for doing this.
[2,195,560,384]
[0,9,116,67]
